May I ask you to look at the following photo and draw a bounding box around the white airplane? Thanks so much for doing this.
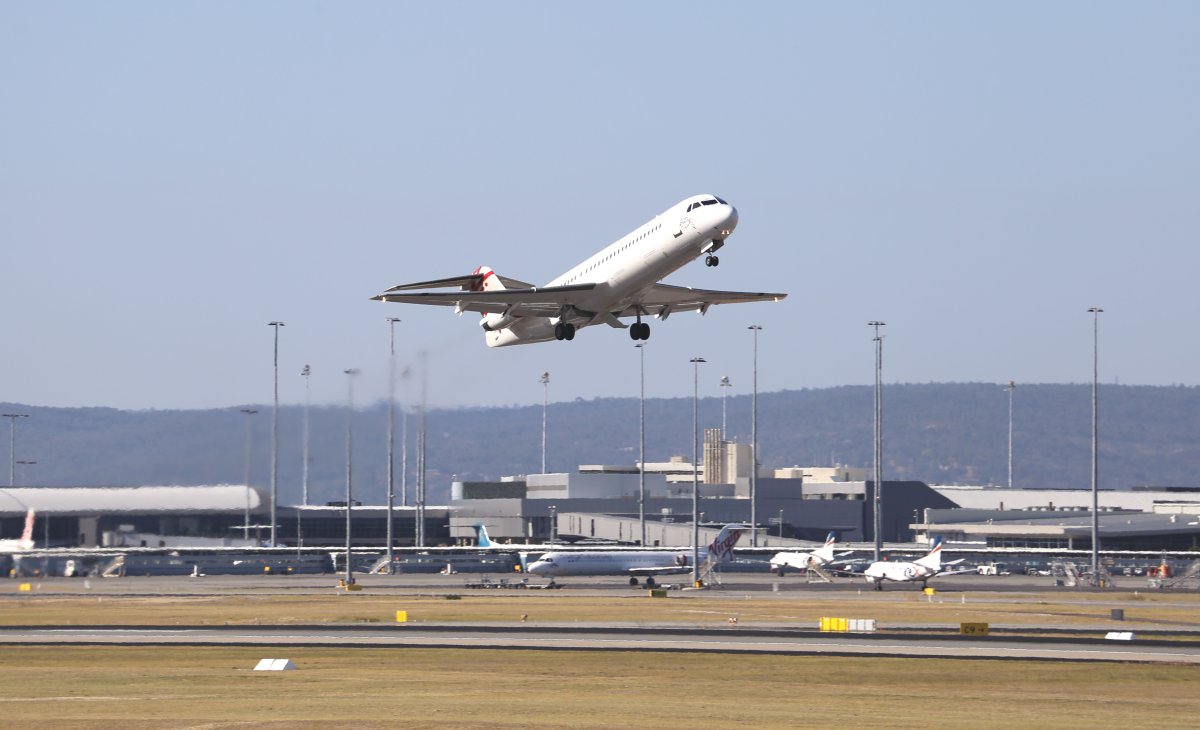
[860,537,972,590]
[0,510,35,552]
[525,524,745,586]
[372,195,786,345]
[769,532,853,574]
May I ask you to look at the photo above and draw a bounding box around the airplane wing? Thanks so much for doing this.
[937,567,978,577]
[627,566,692,576]
[372,281,598,317]
[618,283,787,318]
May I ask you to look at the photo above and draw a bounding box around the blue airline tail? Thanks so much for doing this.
[474,523,496,548]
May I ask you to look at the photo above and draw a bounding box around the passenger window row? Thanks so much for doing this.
[566,223,662,284]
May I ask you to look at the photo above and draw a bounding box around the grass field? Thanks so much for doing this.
[4,586,1200,727]
[1,645,1198,729]
[4,588,1200,631]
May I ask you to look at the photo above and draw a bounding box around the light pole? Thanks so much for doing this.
[748,325,762,547]
[416,351,428,548]
[1004,380,1016,489]
[719,375,732,441]
[540,372,550,474]
[690,356,706,586]
[239,408,258,541]
[868,321,886,562]
[343,368,360,586]
[267,321,285,547]
[3,414,29,487]
[548,504,557,543]
[300,365,311,506]
[386,317,401,574]
[1088,307,1103,584]
[636,343,646,546]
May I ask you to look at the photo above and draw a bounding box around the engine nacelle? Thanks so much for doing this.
[480,312,517,332]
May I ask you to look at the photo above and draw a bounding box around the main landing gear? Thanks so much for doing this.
[705,254,720,267]
[629,320,650,341]
[553,322,576,341]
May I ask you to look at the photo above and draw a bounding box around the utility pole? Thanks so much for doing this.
[637,343,646,546]
[267,321,285,547]
[343,368,360,585]
[1004,380,1016,489]
[690,356,706,586]
[540,371,550,474]
[868,321,886,562]
[1088,307,1103,584]
[300,365,311,506]
[386,317,401,573]
[748,325,762,547]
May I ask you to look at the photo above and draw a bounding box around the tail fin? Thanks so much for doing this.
[471,266,506,292]
[705,524,744,563]
[20,510,35,546]
[914,536,944,570]
[474,523,495,548]
[812,531,838,563]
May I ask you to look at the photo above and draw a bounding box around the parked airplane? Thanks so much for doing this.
[0,510,35,552]
[373,195,786,346]
[769,532,853,574]
[525,524,745,586]
[860,537,971,590]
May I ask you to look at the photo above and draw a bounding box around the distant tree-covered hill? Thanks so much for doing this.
[3,383,1198,506]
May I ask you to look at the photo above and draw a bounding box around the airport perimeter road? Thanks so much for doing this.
[3,625,1199,664]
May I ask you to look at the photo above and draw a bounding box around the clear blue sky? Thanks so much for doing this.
[2,3,1197,412]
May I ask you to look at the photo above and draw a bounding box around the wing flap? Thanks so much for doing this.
[372,284,598,317]
[616,283,787,318]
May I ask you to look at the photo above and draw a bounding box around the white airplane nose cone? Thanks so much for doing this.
[715,204,738,237]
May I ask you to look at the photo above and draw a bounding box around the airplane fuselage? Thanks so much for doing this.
[526,550,694,577]
[863,560,936,583]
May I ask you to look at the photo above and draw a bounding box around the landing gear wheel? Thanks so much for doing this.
[554,322,566,340]
[645,577,657,588]
[705,255,714,267]
[709,255,719,266]
[630,322,650,341]
[629,577,639,586]
[564,323,575,340]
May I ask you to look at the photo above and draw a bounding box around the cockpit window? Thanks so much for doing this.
[701,199,717,206]
[715,196,727,204]
[686,202,696,212]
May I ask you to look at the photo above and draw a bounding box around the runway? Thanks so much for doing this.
[4,624,1199,664]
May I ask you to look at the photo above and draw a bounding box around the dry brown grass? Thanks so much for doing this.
[0,646,1198,729]
[3,588,1200,631]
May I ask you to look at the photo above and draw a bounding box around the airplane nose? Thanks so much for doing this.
[718,204,738,237]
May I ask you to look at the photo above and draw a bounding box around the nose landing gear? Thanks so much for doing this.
[705,254,720,267]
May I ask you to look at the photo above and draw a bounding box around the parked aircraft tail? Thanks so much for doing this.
[914,536,944,571]
[473,523,496,548]
[812,531,838,563]
[705,524,745,563]
[21,510,35,545]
